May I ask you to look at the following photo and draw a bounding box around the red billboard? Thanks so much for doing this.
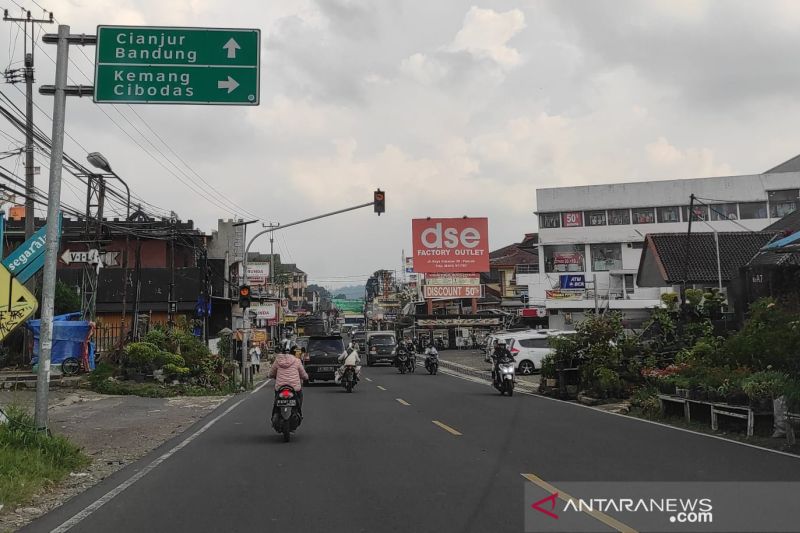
[412,217,489,273]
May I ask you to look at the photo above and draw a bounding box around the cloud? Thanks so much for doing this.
[448,6,526,68]
[400,53,448,85]
[645,137,733,178]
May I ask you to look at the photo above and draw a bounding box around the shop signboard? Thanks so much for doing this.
[412,217,489,273]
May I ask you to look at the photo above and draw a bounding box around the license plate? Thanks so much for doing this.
[276,399,296,407]
[318,366,334,372]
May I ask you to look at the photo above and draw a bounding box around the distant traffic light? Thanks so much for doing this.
[239,285,251,309]
[374,189,385,215]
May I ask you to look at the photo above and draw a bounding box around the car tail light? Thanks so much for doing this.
[279,389,293,398]
[511,347,520,354]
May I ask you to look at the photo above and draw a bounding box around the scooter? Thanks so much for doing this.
[271,385,302,442]
[424,349,439,375]
[396,351,411,374]
[492,358,516,396]
[341,365,357,393]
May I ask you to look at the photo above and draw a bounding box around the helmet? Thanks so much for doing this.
[497,339,507,346]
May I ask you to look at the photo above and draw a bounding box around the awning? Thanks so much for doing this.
[763,231,800,251]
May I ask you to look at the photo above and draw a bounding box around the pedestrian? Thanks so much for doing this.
[249,343,262,373]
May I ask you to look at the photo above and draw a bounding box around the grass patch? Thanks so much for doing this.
[0,406,89,513]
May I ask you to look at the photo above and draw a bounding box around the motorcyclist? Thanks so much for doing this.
[403,338,417,367]
[491,339,513,382]
[424,342,438,366]
[268,344,309,416]
[336,342,361,383]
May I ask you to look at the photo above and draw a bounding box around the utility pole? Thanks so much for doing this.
[35,25,96,430]
[3,9,54,240]
[168,212,177,327]
[681,194,696,306]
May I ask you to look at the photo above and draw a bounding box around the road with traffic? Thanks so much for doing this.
[25,361,800,533]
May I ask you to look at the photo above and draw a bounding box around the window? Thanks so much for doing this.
[632,207,655,224]
[608,209,630,225]
[624,274,635,294]
[590,243,623,271]
[683,204,709,222]
[768,189,799,218]
[544,244,585,273]
[586,210,607,226]
[657,206,681,223]
[561,211,583,227]
[710,203,738,221]
[519,337,550,349]
[539,213,560,229]
[739,201,767,219]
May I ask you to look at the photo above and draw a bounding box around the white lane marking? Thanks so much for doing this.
[396,398,410,406]
[439,368,800,461]
[377,385,387,391]
[365,377,373,382]
[50,380,272,533]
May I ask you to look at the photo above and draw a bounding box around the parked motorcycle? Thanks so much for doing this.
[424,348,439,375]
[341,365,357,393]
[492,358,516,396]
[271,386,302,442]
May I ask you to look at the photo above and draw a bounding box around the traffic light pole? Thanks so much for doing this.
[239,198,379,389]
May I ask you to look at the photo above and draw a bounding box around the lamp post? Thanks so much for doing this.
[87,152,132,343]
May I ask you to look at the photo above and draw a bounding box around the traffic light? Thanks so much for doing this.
[238,285,251,309]
[374,189,385,215]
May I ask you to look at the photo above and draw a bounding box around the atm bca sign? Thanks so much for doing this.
[412,218,489,273]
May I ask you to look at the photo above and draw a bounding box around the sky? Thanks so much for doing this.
[2,0,800,288]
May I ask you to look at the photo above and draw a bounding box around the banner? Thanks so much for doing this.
[424,273,480,286]
[412,217,489,273]
[545,289,585,300]
[423,285,483,299]
[250,302,277,320]
[245,263,270,286]
[559,274,586,289]
[553,252,583,265]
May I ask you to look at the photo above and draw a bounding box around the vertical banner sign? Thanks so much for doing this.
[412,217,489,273]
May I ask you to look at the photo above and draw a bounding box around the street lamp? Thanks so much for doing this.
[87,151,133,340]
[87,152,130,220]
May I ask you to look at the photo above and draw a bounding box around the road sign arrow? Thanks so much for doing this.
[217,76,239,93]
[61,249,72,265]
[223,37,241,59]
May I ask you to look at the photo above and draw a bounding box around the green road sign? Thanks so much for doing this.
[94,26,260,105]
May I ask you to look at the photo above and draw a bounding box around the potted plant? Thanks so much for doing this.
[742,371,788,412]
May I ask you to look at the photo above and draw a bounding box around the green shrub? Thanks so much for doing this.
[741,370,789,400]
[630,385,661,418]
[162,363,190,380]
[540,354,556,379]
[591,367,623,398]
[143,329,169,350]
[153,351,186,369]
[124,342,160,371]
[168,330,210,368]
[724,299,800,373]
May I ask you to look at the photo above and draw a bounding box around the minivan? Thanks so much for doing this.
[365,331,397,366]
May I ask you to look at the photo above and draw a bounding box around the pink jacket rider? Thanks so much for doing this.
[269,353,309,391]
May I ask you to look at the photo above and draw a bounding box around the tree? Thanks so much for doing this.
[54,280,81,315]
[334,293,347,300]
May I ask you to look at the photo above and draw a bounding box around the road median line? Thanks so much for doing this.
[396,398,410,406]
[522,473,638,533]
[377,385,386,391]
[432,420,462,436]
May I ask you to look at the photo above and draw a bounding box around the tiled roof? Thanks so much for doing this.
[764,209,800,235]
[644,231,778,283]
[490,243,538,267]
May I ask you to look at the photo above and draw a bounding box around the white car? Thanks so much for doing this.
[507,331,576,375]
[483,329,559,362]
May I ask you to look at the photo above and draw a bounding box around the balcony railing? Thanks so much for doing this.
[516,264,539,274]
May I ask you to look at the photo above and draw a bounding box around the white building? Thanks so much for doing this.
[518,172,800,329]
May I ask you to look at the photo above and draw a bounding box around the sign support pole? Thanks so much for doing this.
[34,24,69,431]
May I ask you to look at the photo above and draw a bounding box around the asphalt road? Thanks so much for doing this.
[24,363,800,533]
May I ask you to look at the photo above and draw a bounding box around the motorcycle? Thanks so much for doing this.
[271,385,302,442]
[424,350,439,375]
[395,348,415,374]
[492,357,516,396]
[341,365,357,393]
